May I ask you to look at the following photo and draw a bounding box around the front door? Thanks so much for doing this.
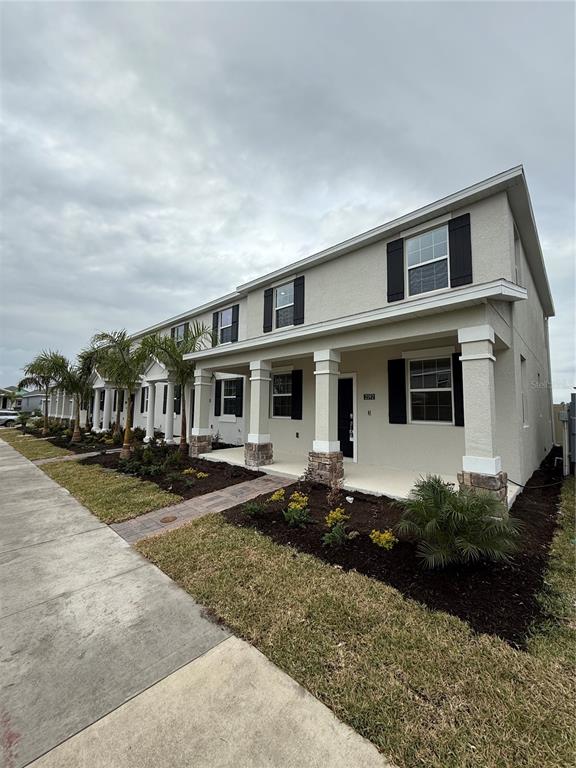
[337,378,354,459]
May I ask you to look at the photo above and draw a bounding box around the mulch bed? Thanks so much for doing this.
[223,450,563,647]
[81,452,263,500]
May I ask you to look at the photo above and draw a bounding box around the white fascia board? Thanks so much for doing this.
[236,167,525,293]
[129,291,242,341]
[184,280,527,362]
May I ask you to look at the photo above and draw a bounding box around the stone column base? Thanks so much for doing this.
[245,442,273,467]
[307,451,344,485]
[457,470,508,502]
[189,434,212,457]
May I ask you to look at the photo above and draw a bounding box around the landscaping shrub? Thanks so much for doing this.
[283,491,312,527]
[268,488,286,503]
[132,426,146,442]
[322,521,355,547]
[396,475,521,569]
[369,529,398,550]
[243,500,268,518]
[325,507,349,528]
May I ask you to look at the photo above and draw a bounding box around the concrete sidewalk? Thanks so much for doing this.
[0,439,390,768]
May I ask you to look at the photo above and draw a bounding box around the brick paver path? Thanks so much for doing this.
[34,448,121,465]
[111,474,295,544]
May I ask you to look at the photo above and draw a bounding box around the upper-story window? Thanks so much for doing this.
[406,225,449,296]
[171,323,188,344]
[219,308,233,344]
[212,304,239,345]
[275,282,294,328]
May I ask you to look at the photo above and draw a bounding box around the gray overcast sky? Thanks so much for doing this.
[1,1,574,399]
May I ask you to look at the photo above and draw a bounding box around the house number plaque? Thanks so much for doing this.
[363,393,375,400]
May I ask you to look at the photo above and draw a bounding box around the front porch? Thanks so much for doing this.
[200,447,463,501]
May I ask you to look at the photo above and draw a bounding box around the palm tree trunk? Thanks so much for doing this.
[179,385,188,455]
[120,392,134,459]
[71,396,82,443]
[43,386,49,436]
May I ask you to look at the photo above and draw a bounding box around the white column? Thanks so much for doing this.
[102,388,113,432]
[59,390,66,420]
[247,360,272,444]
[185,384,193,441]
[145,383,156,442]
[458,325,501,475]
[92,388,101,432]
[164,381,175,444]
[313,350,341,453]
[192,370,211,436]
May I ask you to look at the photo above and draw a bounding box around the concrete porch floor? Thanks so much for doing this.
[201,447,459,501]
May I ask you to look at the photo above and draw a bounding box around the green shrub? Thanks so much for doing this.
[243,500,268,518]
[395,475,521,569]
[132,426,146,442]
[322,522,350,547]
[283,503,312,527]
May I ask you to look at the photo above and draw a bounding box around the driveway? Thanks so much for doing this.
[0,440,389,768]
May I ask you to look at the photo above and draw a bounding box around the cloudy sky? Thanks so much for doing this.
[1,1,574,399]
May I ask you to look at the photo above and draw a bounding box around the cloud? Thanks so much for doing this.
[0,1,574,403]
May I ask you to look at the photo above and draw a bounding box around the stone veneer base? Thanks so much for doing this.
[189,435,213,458]
[307,451,344,485]
[245,442,273,467]
[457,470,508,502]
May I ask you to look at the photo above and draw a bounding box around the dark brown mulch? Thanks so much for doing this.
[81,452,264,500]
[223,450,563,647]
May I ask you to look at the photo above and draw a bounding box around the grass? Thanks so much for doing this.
[42,460,182,523]
[0,428,71,460]
[138,478,575,768]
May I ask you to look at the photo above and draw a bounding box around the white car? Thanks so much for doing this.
[0,410,19,427]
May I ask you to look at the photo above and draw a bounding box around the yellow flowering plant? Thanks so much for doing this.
[268,488,285,503]
[288,491,308,509]
[325,507,350,528]
[369,529,398,550]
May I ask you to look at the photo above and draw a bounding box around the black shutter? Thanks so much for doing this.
[387,239,404,303]
[174,385,181,415]
[140,387,146,413]
[234,378,243,417]
[388,359,407,424]
[291,369,303,420]
[113,390,117,411]
[449,214,473,287]
[170,327,176,339]
[293,276,305,325]
[212,312,219,347]
[119,390,125,411]
[214,379,222,417]
[231,304,239,342]
[162,385,167,415]
[263,288,273,333]
[452,353,464,426]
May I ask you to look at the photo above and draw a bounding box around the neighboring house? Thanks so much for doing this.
[19,390,45,414]
[48,166,555,501]
[0,386,27,410]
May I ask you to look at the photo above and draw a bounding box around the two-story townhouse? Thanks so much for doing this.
[180,166,555,503]
[75,166,554,503]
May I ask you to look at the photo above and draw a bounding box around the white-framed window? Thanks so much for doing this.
[408,357,453,423]
[407,225,449,296]
[275,282,294,328]
[223,379,238,415]
[219,308,233,344]
[271,372,292,417]
[521,355,528,426]
[171,323,187,344]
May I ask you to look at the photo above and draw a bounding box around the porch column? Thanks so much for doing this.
[190,369,212,457]
[185,384,193,443]
[102,387,113,432]
[59,390,66,422]
[244,360,273,467]
[164,381,175,444]
[457,325,507,501]
[307,350,344,485]
[145,383,156,442]
[92,388,102,432]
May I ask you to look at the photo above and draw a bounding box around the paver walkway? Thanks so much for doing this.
[112,473,294,543]
[0,439,390,768]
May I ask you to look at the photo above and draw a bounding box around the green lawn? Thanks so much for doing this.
[42,460,182,523]
[0,428,71,460]
[138,479,575,768]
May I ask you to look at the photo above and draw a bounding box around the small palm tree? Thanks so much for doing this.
[52,351,97,442]
[19,350,67,435]
[141,321,214,455]
[77,348,98,430]
[92,330,151,459]
[395,475,521,569]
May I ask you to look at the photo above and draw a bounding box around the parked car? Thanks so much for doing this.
[0,410,19,427]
